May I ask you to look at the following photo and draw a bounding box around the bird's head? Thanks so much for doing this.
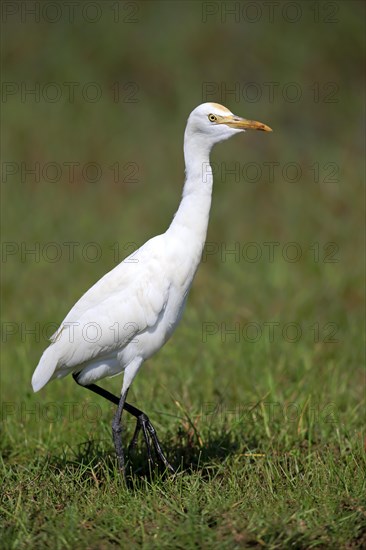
[185,102,272,149]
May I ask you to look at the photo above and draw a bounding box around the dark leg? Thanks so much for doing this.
[72,373,175,473]
[111,388,128,473]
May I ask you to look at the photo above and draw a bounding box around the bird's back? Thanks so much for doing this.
[32,230,201,391]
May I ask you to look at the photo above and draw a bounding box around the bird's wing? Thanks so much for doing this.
[49,235,170,368]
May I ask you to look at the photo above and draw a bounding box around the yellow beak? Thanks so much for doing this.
[219,115,272,132]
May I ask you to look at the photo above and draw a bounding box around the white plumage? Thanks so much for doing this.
[32,103,271,472]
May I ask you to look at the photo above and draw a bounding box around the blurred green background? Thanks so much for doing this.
[2,0,364,389]
[1,1,365,546]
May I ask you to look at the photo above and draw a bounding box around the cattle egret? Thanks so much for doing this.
[32,103,272,475]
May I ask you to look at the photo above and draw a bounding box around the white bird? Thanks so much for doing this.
[32,103,272,474]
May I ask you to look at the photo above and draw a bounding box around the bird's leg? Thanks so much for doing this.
[72,374,175,473]
[128,419,142,451]
[112,388,128,473]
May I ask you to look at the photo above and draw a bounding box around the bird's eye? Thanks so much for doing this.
[208,114,217,123]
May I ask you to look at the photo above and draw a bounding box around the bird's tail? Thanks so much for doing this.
[32,345,59,392]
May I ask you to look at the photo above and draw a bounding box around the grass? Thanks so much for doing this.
[2,279,365,548]
[1,356,365,549]
[1,2,365,548]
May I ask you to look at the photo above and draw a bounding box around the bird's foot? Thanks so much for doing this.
[128,413,175,474]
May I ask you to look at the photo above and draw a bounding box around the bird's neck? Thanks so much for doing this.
[167,134,213,246]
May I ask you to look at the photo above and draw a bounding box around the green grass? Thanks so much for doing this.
[1,344,365,548]
[1,2,365,548]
